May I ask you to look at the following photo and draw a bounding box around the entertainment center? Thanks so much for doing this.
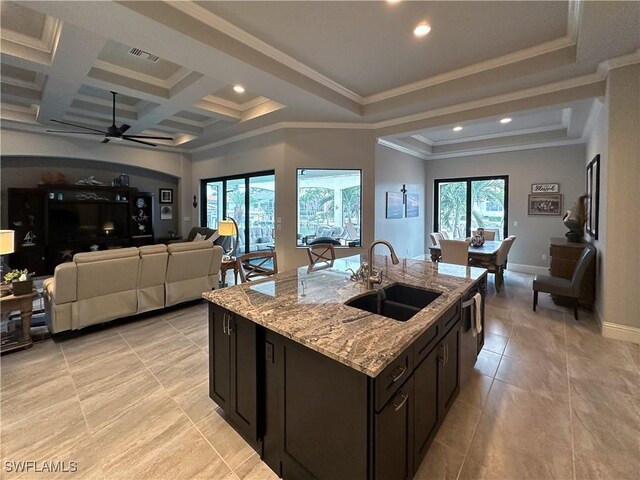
[8,185,155,275]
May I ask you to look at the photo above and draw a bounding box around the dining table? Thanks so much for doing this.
[428,240,503,263]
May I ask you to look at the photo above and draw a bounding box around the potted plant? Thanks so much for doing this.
[3,269,35,296]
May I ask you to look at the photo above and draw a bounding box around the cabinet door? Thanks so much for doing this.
[229,314,258,441]
[375,379,413,480]
[413,346,441,472]
[439,320,460,416]
[209,305,231,409]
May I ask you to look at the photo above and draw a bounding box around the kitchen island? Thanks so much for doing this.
[203,254,486,480]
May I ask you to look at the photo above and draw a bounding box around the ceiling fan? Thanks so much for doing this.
[46,91,173,147]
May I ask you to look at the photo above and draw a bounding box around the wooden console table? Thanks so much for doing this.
[549,238,595,308]
[1,290,36,353]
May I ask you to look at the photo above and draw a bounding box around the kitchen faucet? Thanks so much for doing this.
[366,240,400,289]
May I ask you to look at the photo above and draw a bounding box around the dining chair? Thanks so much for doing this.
[439,231,449,240]
[483,236,515,292]
[307,243,335,271]
[533,247,594,320]
[429,232,443,246]
[238,251,278,283]
[472,229,496,241]
[439,239,469,265]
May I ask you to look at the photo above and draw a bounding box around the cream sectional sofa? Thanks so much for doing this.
[43,241,223,333]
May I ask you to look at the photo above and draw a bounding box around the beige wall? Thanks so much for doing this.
[600,64,640,333]
[424,144,587,270]
[375,144,426,258]
[585,100,608,323]
[191,129,375,271]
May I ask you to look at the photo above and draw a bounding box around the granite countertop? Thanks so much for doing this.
[203,254,486,377]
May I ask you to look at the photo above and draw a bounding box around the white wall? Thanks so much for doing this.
[375,144,426,259]
[424,144,587,270]
[192,129,375,271]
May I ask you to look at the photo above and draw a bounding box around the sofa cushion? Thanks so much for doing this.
[167,240,212,253]
[74,247,139,263]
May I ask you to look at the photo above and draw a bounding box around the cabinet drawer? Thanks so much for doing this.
[413,319,441,365]
[375,348,413,412]
[441,301,461,334]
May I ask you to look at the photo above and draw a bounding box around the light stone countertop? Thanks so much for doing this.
[203,254,486,377]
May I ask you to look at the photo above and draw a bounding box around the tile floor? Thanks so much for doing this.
[1,272,638,480]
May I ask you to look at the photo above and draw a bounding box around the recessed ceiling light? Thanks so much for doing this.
[453,126,463,132]
[500,117,512,124]
[413,23,431,37]
[233,85,245,94]
[386,0,401,4]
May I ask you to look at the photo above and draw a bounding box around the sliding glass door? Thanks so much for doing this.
[201,171,275,255]
[435,176,508,240]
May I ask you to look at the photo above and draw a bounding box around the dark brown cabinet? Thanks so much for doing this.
[549,237,595,308]
[375,378,413,480]
[209,295,475,480]
[208,305,258,443]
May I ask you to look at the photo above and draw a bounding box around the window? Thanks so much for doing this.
[296,169,362,247]
[201,171,275,254]
[434,176,508,240]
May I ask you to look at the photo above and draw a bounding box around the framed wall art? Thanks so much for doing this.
[159,188,173,204]
[405,193,420,218]
[586,154,600,239]
[385,192,403,219]
[528,194,562,216]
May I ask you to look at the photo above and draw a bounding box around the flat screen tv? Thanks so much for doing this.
[49,203,129,243]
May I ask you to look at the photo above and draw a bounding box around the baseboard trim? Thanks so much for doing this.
[601,321,640,344]
[507,263,549,276]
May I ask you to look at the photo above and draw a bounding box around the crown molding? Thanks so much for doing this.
[0,17,62,54]
[427,138,585,160]
[362,37,576,105]
[0,71,47,91]
[375,72,603,129]
[567,0,584,42]
[426,124,567,147]
[377,138,428,160]
[92,60,192,89]
[597,48,640,76]
[166,0,362,103]
[411,134,434,146]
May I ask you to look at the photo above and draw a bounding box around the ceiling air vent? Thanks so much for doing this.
[127,47,160,63]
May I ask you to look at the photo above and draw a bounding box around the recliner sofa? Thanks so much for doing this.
[43,241,223,333]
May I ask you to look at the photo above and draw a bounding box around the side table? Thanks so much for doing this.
[220,258,239,287]
[1,290,36,353]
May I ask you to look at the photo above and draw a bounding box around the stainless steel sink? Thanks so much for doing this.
[345,283,442,321]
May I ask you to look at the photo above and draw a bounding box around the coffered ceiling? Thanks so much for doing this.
[0,0,638,154]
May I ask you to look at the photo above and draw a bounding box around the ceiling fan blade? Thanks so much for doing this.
[101,138,110,144]
[47,130,103,135]
[118,124,131,134]
[50,119,106,134]
[123,135,174,140]
[123,137,157,147]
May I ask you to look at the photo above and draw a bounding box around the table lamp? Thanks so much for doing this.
[218,218,239,257]
[0,230,15,288]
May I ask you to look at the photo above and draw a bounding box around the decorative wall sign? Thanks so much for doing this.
[586,155,600,239]
[531,183,559,193]
[528,194,562,216]
[160,205,173,220]
[159,188,173,204]
[385,192,403,219]
[405,193,420,218]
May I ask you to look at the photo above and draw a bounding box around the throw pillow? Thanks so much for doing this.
[206,232,220,244]
[193,233,206,242]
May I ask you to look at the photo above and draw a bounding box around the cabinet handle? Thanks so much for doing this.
[228,317,234,335]
[390,365,407,383]
[439,344,445,364]
[222,314,227,334]
[445,344,449,365]
[393,392,408,412]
